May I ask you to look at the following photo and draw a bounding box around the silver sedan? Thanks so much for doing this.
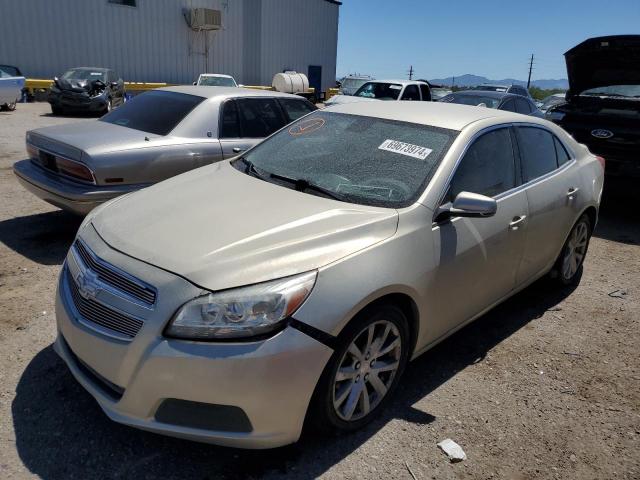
[53,101,603,448]
[14,86,316,214]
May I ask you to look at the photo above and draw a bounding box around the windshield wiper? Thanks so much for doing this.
[234,156,269,180]
[234,157,346,201]
[269,172,346,201]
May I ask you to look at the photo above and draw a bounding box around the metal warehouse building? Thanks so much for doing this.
[0,0,340,93]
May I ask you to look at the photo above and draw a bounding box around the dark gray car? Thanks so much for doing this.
[48,67,126,115]
[439,90,544,117]
[15,86,317,214]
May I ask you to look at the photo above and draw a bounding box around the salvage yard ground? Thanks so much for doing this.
[0,103,638,479]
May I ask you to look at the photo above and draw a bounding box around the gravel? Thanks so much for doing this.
[0,103,638,479]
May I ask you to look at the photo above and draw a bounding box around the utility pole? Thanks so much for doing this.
[452,76,455,89]
[408,65,414,80]
[527,54,534,89]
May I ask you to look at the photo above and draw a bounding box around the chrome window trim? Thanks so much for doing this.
[72,238,157,309]
[433,121,577,221]
[28,142,97,185]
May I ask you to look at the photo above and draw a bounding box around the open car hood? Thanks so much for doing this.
[91,161,399,291]
[565,35,640,96]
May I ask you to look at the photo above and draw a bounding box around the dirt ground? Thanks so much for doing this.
[0,103,638,480]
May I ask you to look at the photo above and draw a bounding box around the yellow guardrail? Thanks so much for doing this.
[25,78,176,93]
[26,79,316,95]
[326,87,339,100]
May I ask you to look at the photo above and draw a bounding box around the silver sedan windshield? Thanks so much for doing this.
[240,111,457,207]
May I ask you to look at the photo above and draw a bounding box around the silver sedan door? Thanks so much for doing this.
[428,127,529,340]
[514,126,583,284]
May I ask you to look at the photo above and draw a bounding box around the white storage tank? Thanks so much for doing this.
[272,71,309,93]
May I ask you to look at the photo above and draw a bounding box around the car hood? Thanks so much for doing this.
[90,161,399,291]
[565,35,640,96]
[29,121,162,159]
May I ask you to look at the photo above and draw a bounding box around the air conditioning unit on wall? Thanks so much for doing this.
[186,8,222,31]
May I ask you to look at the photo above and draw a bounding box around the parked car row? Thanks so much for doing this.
[12,35,627,450]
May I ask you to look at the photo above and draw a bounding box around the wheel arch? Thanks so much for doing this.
[338,291,421,358]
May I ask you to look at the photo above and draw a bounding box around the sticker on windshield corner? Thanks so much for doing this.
[378,139,433,160]
[288,118,325,136]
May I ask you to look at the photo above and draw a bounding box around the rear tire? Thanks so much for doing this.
[550,214,592,286]
[51,105,63,115]
[307,303,410,434]
[5,100,17,111]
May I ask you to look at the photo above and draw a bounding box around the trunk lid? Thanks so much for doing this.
[565,35,640,96]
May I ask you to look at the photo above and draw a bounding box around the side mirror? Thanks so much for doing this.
[435,191,497,222]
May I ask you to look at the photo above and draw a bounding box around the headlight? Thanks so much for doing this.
[166,271,317,340]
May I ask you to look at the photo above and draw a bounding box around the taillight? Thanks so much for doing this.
[26,142,38,160]
[56,157,95,183]
[596,155,606,171]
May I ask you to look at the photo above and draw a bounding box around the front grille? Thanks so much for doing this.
[74,240,156,305]
[67,268,144,339]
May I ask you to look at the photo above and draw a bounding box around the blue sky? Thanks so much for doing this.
[336,0,640,81]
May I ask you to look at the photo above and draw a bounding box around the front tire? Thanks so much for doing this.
[552,214,592,285]
[5,100,17,111]
[308,303,410,434]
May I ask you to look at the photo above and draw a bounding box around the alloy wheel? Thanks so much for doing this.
[332,320,402,422]
[562,220,589,280]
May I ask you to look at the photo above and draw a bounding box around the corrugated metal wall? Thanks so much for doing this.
[259,0,339,93]
[0,0,338,91]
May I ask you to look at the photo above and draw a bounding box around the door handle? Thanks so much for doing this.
[232,147,245,154]
[566,187,579,200]
[509,215,527,231]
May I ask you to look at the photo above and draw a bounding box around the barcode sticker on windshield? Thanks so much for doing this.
[378,139,433,160]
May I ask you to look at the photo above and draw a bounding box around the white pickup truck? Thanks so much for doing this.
[0,65,25,111]
[325,79,432,106]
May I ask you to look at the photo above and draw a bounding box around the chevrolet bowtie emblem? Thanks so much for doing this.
[76,269,101,301]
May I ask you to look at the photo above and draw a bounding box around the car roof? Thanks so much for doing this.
[69,67,110,72]
[450,90,518,99]
[477,83,511,88]
[325,100,529,130]
[365,79,427,86]
[158,85,303,99]
[199,73,234,78]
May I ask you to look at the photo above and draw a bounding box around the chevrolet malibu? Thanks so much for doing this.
[14,86,316,214]
[54,102,603,448]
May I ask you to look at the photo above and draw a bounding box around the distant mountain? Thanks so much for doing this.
[429,74,568,90]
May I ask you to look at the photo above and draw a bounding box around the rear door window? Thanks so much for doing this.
[419,84,431,101]
[445,128,517,203]
[515,98,531,114]
[517,127,558,181]
[501,99,517,112]
[279,98,316,122]
[401,85,421,101]
[237,98,287,138]
[219,100,241,138]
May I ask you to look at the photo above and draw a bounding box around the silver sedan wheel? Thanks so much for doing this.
[562,220,589,280]
[332,320,402,422]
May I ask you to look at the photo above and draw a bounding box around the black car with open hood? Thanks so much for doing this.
[547,35,640,177]
[48,67,126,116]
